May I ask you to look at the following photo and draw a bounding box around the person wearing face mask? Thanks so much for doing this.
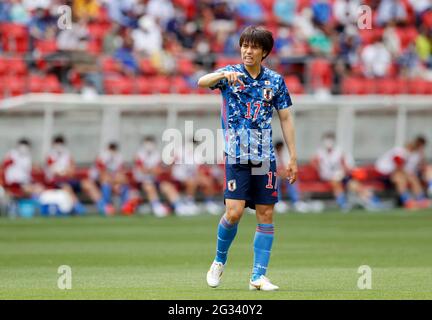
[89,142,131,215]
[1,138,44,199]
[44,135,106,215]
[313,132,382,211]
[133,136,174,217]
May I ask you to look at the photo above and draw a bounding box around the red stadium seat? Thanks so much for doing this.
[104,76,134,94]
[284,75,305,94]
[101,57,121,74]
[0,57,6,76]
[172,76,192,94]
[8,57,27,76]
[0,23,29,53]
[35,40,58,55]
[309,58,332,89]
[151,76,172,94]
[44,75,63,93]
[407,79,432,95]
[176,58,195,76]
[3,76,26,96]
[29,75,44,92]
[136,77,152,94]
[140,58,158,75]
[215,57,241,70]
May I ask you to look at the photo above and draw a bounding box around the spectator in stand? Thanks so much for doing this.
[333,0,361,29]
[408,0,431,26]
[383,22,402,59]
[375,136,431,209]
[398,43,423,78]
[147,0,175,28]
[132,15,163,56]
[337,25,361,67]
[89,142,131,215]
[44,135,107,215]
[415,25,432,68]
[308,28,333,57]
[0,1,11,22]
[1,138,44,199]
[376,0,407,26]
[235,0,264,24]
[361,36,392,77]
[273,0,297,26]
[113,31,139,75]
[73,0,100,21]
[102,0,137,28]
[311,0,332,26]
[10,0,30,25]
[27,6,57,46]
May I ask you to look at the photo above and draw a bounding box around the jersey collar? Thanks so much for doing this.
[241,64,265,81]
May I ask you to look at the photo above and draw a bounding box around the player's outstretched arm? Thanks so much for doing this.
[278,108,298,184]
[197,71,245,88]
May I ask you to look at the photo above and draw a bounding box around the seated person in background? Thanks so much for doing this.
[1,138,44,199]
[89,142,131,215]
[274,140,309,213]
[133,136,171,217]
[44,135,106,215]
[375,136,430,209]
[313,132,381,211]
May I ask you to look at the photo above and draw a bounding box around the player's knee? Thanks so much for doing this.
[256,207,274,222]
[225,206,244,223]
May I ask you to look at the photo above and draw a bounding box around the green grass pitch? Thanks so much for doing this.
[1,209,432,300]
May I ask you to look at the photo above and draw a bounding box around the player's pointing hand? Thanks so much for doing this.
[224,71,245,87]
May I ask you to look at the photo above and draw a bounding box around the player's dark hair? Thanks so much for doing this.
[18,138,30,146]
[275,141,284,151]
[414,135,427,147]
[322,131,335,140]
[142,135,156,143]
[53,135,65,144]
[108,142,118,151]
[239,26,274,60]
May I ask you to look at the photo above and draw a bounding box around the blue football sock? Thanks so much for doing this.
[120,184,129,206]
[101,183,112,204]
[251,224,274,281]
[73,202,86,215]
[400,192,411,204]
[336,193,347,209]
[215,214,238,264]
[96,199,106,214]
[416,193,426,201]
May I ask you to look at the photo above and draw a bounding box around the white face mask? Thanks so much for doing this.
[53,143,65,153]
[142,142,156,152]
[17,144,30,155]
[323,138,335,150]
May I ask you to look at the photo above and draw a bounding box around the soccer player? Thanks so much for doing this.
[375,136,430,209]
[312,132,381,211]
[1,138,44,198]
[198,26,298,291]
[89,142,130,215]
[44,135,107,215]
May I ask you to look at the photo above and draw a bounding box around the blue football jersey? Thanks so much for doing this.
[211,64,292,162]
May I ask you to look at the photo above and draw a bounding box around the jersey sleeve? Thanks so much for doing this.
[209,65,232,91]
[273,77,292,110]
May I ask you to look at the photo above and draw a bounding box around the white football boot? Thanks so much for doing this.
[249,275,279,291]
[206,261,225,288]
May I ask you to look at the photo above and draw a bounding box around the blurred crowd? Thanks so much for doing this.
[0,0,432,96]
[1,132,431,217]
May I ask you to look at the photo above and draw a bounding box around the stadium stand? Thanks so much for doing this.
[0,0,431,98]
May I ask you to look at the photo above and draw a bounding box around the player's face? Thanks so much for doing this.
[241,42,265,67]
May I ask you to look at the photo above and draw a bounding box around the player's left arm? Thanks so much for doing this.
[277,108,298,184]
